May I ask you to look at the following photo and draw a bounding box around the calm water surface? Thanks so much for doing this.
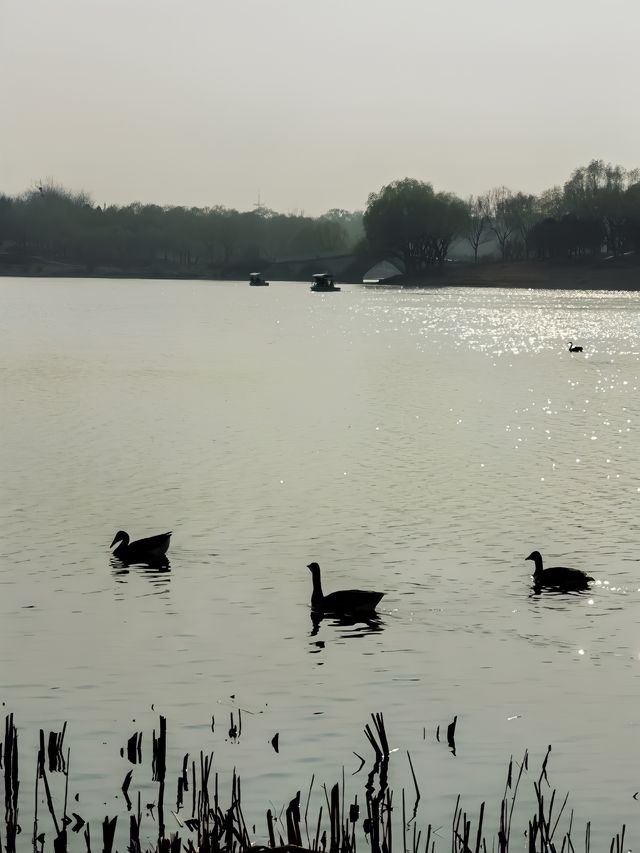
[1,278,640,848]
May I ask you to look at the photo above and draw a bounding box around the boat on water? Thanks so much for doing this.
[310,273,341,292]
[249,272,269,286]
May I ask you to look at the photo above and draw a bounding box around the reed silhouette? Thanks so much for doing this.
[0,712,629,853]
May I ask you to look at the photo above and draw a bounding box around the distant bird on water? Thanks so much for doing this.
[525,550,593,591]
[110,530,171,565]
[307,562,384,614]
[568,341,583,353]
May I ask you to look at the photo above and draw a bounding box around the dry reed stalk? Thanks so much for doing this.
[153,715,167,843]
[0,713,632,853]
[3,714,19,853]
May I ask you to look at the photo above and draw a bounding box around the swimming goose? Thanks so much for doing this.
[525,550,593,591]
[110,530,171,564]
[568,341,583,353]
[307,562,384,614]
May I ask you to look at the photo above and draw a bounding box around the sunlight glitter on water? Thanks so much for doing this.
[1,281,640,846]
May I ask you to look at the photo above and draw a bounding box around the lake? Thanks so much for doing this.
[1,277,639,849]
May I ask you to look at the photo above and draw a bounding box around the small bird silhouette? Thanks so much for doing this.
[110,530,171,565]
[307,562,384,614]
[526,550,593,591]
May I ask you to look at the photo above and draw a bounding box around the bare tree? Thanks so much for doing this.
[486,186,515,259]
[538,186,564,218]
[509,193,539,258]
[465,193,491,262]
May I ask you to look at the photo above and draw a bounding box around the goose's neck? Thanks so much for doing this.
[531,554,544,577]
[310,569,324,605]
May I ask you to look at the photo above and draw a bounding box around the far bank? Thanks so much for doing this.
[1,255,639,290]
[374,256,640,291]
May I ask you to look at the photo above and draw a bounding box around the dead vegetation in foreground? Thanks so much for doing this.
[0,712,629,853]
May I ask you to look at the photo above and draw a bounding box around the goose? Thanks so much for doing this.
[307,562,384,614]
[110,530,171,564]
[568,341,583,353]
[525,550,593,591]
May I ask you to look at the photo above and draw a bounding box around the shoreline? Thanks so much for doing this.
[398,257,640,291]
[1,258,639,290]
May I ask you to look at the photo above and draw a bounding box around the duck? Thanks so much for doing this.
[568,341,583,353]
[525,550,593,591]
[307,562,384,614]
[110,530,171,565]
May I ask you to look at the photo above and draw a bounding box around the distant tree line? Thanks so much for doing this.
[0,183,364,275]
[363,160,640,273]
[1,160,639,277]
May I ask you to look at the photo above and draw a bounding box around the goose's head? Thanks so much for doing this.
[525,551,544,576]
[110,530,129,549]
[307,562,320,574]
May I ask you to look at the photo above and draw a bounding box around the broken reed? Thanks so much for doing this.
[0,713,629,853]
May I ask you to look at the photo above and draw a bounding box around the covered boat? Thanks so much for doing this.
[310,273,340,292]
[249,272,269,286]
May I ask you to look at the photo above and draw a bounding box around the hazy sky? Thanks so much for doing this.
[2,0,639,215]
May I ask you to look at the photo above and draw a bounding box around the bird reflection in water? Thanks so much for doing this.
[529,583,586,599]
[309,609,385,640]
[110,557,171,593]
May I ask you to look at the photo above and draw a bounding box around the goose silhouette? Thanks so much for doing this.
[307,562,384,614]
[526,550,593,591]
[110,530,171,565]
[568,341,583,353]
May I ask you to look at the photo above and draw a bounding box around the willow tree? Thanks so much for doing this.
[363,178,468,275]
[563,160,640,255]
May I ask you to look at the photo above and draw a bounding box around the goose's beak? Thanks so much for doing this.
[110,535,119,548]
